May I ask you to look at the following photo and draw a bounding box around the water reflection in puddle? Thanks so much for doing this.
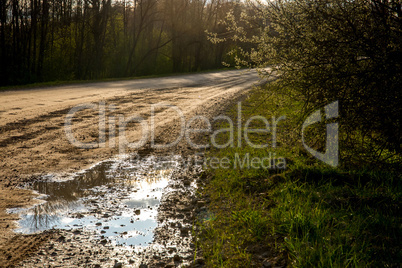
[11,155,179,247]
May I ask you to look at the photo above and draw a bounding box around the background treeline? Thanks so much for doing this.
[0,0,238,86]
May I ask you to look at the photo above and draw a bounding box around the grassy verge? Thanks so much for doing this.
[195,86,401,267]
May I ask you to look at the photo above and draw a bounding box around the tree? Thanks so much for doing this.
[0,0,237,86]
[218,0,401,166]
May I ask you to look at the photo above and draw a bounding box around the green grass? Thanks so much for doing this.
[195,85,401,267]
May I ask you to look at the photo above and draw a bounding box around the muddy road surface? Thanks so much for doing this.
[0,69,261,267]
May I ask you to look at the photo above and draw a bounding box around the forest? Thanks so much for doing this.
[0,0,240,86]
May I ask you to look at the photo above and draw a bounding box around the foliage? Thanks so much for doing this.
[213,0,401,166]
[0,0,239,86]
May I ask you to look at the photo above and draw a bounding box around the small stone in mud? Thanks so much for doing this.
[194,257,205,265]
[113,262,123,268]
[180,228,189,237]
[165,262,175,268]
[173,254,181,262]
[197,201,206,207]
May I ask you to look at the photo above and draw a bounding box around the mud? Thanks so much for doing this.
[15,155,204,267]
[0,69,262,266]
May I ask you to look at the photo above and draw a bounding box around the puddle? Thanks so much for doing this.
[11,155,180,247]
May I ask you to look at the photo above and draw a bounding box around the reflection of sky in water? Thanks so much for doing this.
[12,155,178,247]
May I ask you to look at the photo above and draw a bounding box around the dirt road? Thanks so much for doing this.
[0,69,261,266]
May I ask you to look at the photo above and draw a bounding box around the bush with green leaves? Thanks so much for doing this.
[212,0,401,166]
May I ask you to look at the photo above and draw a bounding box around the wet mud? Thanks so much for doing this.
[10,154,205,267]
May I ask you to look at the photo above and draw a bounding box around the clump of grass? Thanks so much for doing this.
[195,86,401,267]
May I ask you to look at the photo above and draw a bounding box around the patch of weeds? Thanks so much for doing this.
[195,85,401,267]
